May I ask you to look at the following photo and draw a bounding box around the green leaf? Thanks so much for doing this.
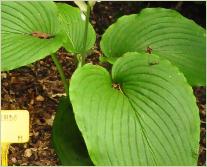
[100,8,206,86]
[70,52,200,165]
[57,3,96,54]
[2,1,64,71]
[52,96,93,166]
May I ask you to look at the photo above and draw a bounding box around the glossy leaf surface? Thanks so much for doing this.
[101,8,206,86]
[52,96,93,165]
[70,52,200,165]
[57,3,96,54]
[2,1,64,71]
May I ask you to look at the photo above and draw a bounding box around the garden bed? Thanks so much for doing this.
[1,1,206,166]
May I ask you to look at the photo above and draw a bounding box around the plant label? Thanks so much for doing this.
[0,110,29,143]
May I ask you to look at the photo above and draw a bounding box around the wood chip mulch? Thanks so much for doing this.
[1,1,206,166]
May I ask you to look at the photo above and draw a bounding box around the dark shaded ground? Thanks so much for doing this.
[1,1,206,166]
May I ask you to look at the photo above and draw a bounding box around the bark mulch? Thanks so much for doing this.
[1,1,206,166]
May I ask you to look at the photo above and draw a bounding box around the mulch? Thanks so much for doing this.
[1,1,206,166]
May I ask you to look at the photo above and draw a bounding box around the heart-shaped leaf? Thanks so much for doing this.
[2,1,64,71]
[100,8,206,86]
[57,3,96,54]
[70,52,200,165]
[52,96,93,165]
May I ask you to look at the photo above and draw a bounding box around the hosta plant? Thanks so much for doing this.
[1,1,205,166]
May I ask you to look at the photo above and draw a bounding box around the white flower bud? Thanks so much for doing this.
[74,1,87,13]
[81,11,86,21]
[88,1,96,9]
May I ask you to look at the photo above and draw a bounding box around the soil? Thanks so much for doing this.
[1,1,206,166]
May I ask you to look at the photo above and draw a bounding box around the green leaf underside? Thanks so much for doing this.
[100,8,206,86]
[52,96,93,166]
[70,52,200,165]
[57,3,96,54]
[2,1,64,71]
